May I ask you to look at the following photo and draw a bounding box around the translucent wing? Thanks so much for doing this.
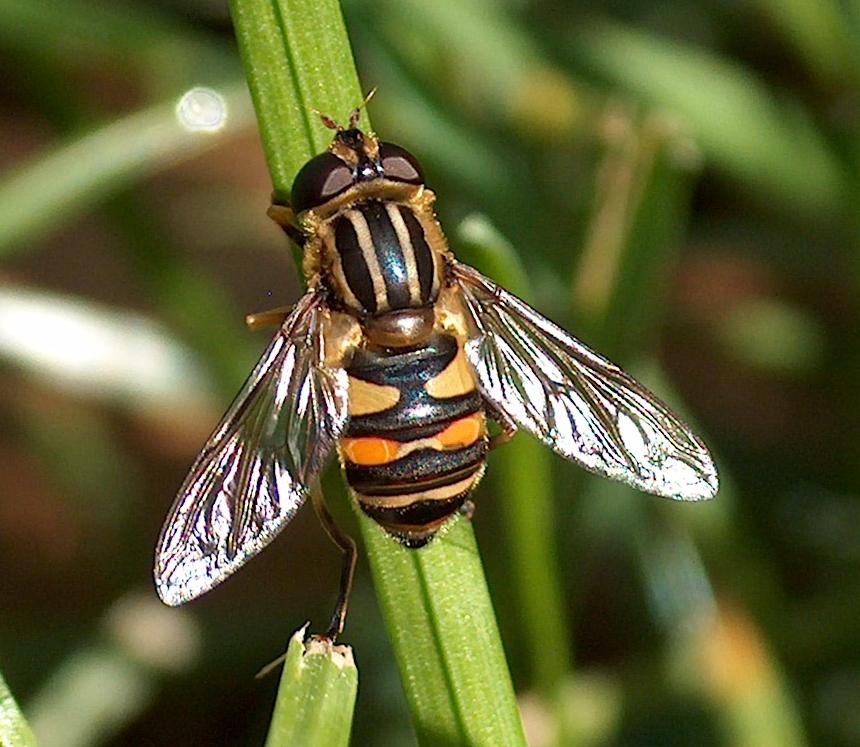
[154,291,351,605]
[453,262,718,500]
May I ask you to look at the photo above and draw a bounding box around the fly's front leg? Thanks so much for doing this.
[246,201,307,332]
[485,400,518,451]
[267,200,306,249]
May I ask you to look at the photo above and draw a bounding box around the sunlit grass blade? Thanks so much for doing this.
[26,594,200,747]
[361,515,526,745]
[265,628,357,747]
[568,20,846,219]
[571,108,699,357]
[0,670,39,747]
[0,82,253,258]
[0,286,215,406]
[457,217,572,692]
[228,0,527,742]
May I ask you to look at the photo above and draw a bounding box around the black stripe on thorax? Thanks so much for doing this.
[330,200,439,314]
[334,216,376,313]
[361,202,411,309]
[398,206,435,303]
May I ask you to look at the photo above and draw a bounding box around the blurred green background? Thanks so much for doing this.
[1,0,859,745]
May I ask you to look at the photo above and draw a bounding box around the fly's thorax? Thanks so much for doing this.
[319,199,443,316]
[307,191,447,319]
[339,332,487,545]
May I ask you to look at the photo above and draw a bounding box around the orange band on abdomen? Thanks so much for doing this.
[436,413,485,449]
[342,436,401,466]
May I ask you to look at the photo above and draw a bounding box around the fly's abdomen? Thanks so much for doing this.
[321,200,441,315]
[340,334,487,546]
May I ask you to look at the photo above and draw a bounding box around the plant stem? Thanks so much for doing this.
[228,0,527,743]
[264,628,358,747]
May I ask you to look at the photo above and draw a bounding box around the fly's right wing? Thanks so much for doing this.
[453,262,718,501]
[154,290,351,606]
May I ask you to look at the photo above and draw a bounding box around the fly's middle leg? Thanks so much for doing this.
[485,399,518,451]
[245,307,293,331]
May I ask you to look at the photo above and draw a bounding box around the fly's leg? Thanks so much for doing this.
[485,400,518,451]
[459,499,475,521]
[246,200,306,332]
[311,482,357,642]
[245,307,293,331]
[267,200,306,248]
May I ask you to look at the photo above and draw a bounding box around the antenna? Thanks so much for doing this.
[312,88,377,131]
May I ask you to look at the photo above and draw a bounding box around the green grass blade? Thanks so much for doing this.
[0,670,39,747]
[0,0,234,91]
[27,648,152,747]
[571,111,699,357]
[361,515,526,746]
[457,216,572,695]
[568,20,847,219]
[228,1,527,743]
[0,81,253,258]
[458,217,576,745]
[229,0,363,202]
[265,628,358,747]
[24,594,201,747]
[753,0,859,87]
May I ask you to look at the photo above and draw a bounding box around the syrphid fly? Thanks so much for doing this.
[154,94,718,639]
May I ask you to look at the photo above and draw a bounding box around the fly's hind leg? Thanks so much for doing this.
[485,400,518,451]
[310,482,357,643]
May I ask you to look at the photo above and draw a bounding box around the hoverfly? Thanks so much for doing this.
[154,96,718,639]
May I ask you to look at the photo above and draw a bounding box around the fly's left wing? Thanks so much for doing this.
[453,262,718,501]
[154,290,351,605]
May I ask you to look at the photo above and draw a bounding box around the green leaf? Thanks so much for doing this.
[568,20,847,219]
[265,628,358,747]
[0,81,254,258]
[0,670,39,747]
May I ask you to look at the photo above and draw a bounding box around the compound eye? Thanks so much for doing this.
[290,153,353,212]
[379,142,424,185]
